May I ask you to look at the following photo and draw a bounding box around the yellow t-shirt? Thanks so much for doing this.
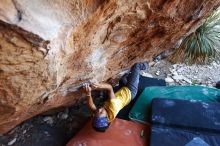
[104,87,131,123]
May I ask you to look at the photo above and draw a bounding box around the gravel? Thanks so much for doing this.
[145,60,220,87]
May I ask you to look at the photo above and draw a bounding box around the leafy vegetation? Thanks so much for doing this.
[170,8,220,64]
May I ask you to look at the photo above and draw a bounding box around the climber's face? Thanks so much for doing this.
[95,107,107,117]
[92,107,109,132]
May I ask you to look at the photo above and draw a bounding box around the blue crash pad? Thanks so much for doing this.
[129,86,220,123]
[150,98,220,146]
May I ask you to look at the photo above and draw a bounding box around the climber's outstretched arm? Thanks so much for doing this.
[91,83,116,99]
[83,83,97,112]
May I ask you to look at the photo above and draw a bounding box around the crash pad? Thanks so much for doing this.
[150,98,220,146]
[129,86,220,123]
[66,118,150,146]
[116,75,166,120]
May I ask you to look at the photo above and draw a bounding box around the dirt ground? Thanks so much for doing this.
[0,59,220,146]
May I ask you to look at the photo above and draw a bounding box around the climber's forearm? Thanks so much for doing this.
[87,95,97,112]
[91,83,113,91]
[108,87,116,99]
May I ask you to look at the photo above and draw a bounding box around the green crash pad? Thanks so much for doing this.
[129,86,220,124]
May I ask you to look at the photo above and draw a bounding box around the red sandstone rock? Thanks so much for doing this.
[0,0,219,134]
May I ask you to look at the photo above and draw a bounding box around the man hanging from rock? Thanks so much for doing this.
[82,62,148,132]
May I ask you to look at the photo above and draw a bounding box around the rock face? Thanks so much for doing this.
[0,0,219,134]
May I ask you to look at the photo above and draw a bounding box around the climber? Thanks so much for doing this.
[83,62,149,132]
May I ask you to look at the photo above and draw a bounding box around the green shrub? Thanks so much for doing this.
[170,8,220,64]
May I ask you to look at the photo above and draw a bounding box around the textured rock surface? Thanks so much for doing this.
[0,0,220,134]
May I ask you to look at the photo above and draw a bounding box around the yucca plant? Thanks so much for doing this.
[170,8,220,64]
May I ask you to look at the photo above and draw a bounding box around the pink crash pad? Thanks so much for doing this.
[66,118,150,146]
